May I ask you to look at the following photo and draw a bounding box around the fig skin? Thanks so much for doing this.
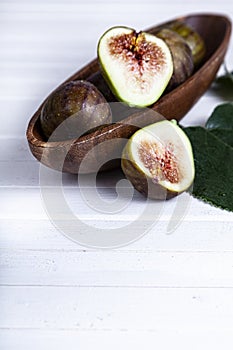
[40,80,112,141]
[156,28,194,91]
[152,21,206,67]
[165,21,206,67]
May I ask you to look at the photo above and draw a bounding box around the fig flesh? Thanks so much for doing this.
[40,80,112,141]
[97,26,173,107]
[121,120,195,199]
[156,29,194,90]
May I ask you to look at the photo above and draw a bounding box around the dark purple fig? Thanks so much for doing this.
[166,21,206,67]
[40,80,112,141]
[156,28,194,90]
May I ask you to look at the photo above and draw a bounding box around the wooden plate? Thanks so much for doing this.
[26,13,232,174]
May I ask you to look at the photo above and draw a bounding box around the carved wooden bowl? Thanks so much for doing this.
[26,13,232,174]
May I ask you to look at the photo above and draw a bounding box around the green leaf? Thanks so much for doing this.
[183,103,233,211]
[223,64,233,83]
[211,65,233,101]
[182,75,233,211]
[205,103,233,147]
[215,71,233,86]
[207,129,233,148]
[184,126,233,211]
[206,103,233,131]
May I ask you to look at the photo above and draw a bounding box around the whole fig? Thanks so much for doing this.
[40,80,112,141]
[156,28,194,90]
[166,21,206,67]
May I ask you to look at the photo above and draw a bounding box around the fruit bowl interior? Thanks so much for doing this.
[26,13,232,174]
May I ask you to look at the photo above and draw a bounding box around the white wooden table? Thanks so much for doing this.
[1,1,233,349]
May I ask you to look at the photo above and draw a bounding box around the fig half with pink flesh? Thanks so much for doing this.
[121,120,195,199]
[97,26,173,107]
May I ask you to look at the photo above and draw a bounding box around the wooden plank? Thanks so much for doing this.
[0,250,233,288]
[1,218,233,252]
[0,161,127,187]
[2,1,233,17]
[0,187,231,219]
[1,249,233,287]
[1,286,233,330]
[0,138,31,161]
[0,187,232,250]
[0,328,233,350]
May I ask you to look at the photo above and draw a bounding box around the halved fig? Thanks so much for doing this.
[121,120,195,199]
[156,29,194,90]
[97,26,173,107]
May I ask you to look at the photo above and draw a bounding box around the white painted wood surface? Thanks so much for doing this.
[1,1,233,349]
